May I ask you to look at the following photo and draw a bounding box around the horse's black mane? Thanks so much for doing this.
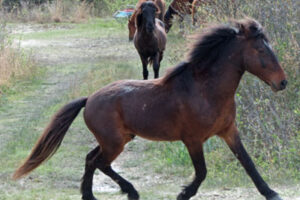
[162,18,264,83]
[162,25,238,83]
[187,25,238,67]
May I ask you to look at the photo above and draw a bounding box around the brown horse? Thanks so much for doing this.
[164,0,235,33]
[128,0,165,41]
[134,1,167,80]
[164,0,202,33]
[14,18,287,200]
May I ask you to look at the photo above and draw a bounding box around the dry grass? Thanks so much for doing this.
[48,0,63,23]
[0,23,36,88]
[71,1,92,23]
[0,0,92,24]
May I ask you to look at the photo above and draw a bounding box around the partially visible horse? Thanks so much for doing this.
[164,0,201,33]
[128,0,165,41]
[134,1,167,80]
[14,18,286,200]
[164,0,235,33]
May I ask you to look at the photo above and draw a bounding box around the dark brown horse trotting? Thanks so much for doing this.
[14,18,287,200]
[134,1,167,80]
[128,0,165,41]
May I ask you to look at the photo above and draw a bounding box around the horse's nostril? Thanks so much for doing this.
[280,80,288,89]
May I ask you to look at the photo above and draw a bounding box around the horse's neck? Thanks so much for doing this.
[137,26,155,38]
[195,63,244,101]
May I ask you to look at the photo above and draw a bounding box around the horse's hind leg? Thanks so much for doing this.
[99,165,139,200]
[81,141,139,200]
[81,146,100,200]
[177,140,207,200]
[96,131,140,199]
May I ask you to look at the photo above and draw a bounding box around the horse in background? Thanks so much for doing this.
[164,0,201,33]
[128,0,165,41]
[134,1,167,80]
[13,18,286,200]
[164,0,235,33]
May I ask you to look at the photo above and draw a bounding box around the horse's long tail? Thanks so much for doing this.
[13,97,88,179]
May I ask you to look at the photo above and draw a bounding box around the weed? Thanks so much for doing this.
[0,21,37,92]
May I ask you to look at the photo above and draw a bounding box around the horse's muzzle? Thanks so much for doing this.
[279,80,288,90]
[271,79,288,92]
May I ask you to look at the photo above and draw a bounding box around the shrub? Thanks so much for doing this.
[0,21,36,90]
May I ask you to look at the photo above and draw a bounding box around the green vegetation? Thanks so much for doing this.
[0,0,299,199]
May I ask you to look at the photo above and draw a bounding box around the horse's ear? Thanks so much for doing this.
[236,22,245,36]
[155,4,161,15]
[248,24,262,37]
[235,18,262,38]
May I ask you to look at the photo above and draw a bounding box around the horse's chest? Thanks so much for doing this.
[139,43,158,55]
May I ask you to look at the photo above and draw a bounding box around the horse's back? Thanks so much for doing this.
[83,79,166,135]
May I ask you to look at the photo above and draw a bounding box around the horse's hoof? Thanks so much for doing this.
[177,193,189,200]
[82,195,98,200]
[267,194,283,200]
[127,191,139,200]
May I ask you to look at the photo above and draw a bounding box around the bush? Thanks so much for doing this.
[0,0,92,23]
[0,21,36,90]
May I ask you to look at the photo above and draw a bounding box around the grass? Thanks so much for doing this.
[0,16,181,199]
[1,0,93,24]
[10,18,124,40]
[0,17,151,199]
[0,7,299,199]
[0,29,37,91]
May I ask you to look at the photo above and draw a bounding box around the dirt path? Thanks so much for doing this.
[1,22,299,200]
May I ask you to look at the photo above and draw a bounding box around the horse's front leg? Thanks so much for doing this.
[140,56,148,80]
[153,53,160,79]
[177,141,207,200]
[221,126,282,200]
